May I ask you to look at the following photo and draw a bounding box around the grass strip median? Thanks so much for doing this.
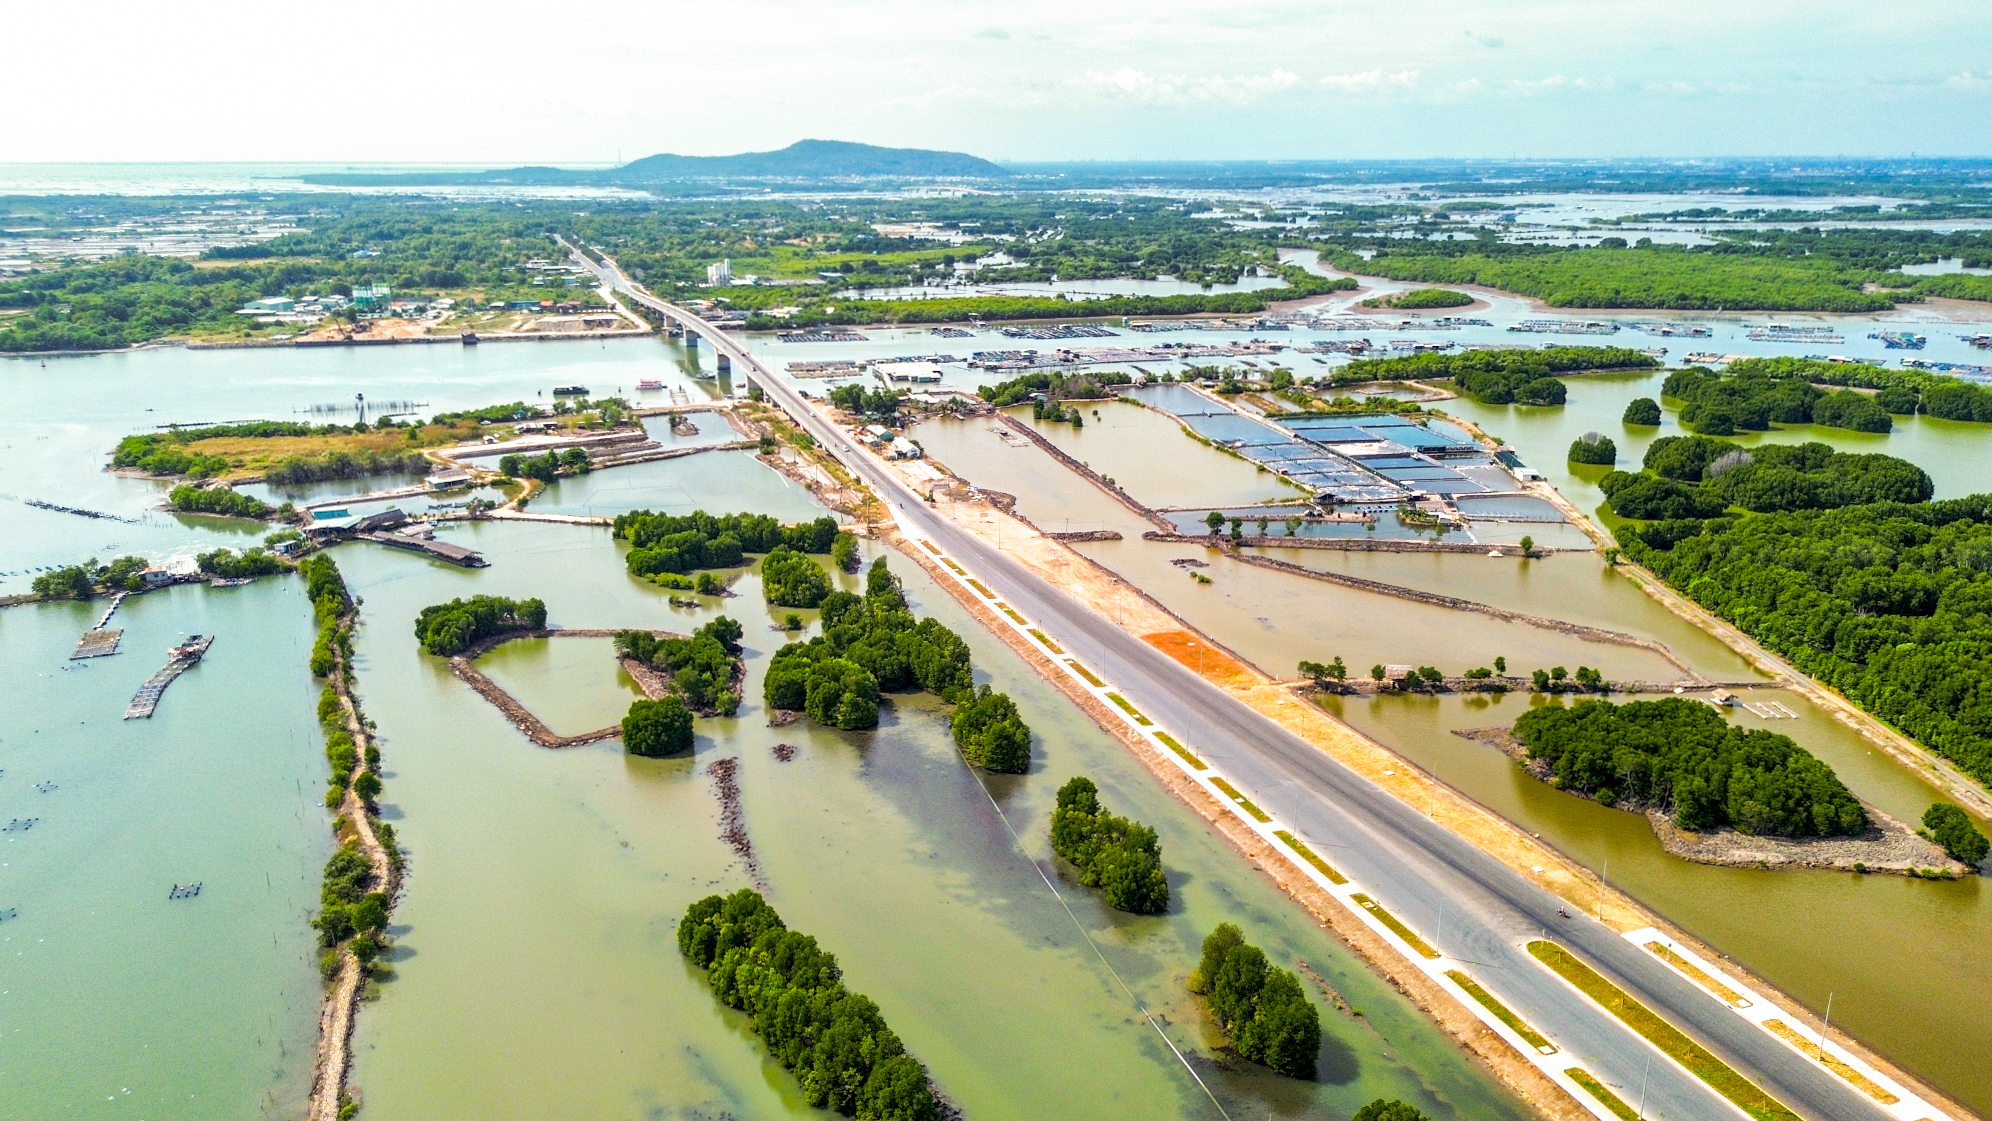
[1274,829,1345,883]
[1760,1020,1899,1105]
[1645,940,1750,1008]
[921,539,941,554]
[1105,692,1154,726]
[1445,970,1555,1052]
[1153,731,1208,771]
[1027,628,1064,653]
[942,558,966,575]
[1208,776,1272,823]
[997,604,1028,625]
[1565,1068,1640,1121]
[1353,894,1440,959]
[1065,660,1105,687]
[966,578,995,599]
[1528,941,1801,1121]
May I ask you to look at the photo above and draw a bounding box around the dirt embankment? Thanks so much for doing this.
[1455,727,1965,876]
[307,609,396,1121]
[444,628,679,748]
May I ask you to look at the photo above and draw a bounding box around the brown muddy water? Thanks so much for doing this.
[912,401,1992,1116]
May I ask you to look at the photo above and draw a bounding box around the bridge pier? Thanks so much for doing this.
[716,353,731,373]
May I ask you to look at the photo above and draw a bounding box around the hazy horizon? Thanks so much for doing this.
[14,0,1992,165]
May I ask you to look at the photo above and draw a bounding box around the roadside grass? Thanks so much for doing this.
[1104,692,1153,726]
[1565,1068,1640,1121]
[1352,894,1439,959]
[1273,829,1345,883]
[1528,941,1801,1121]
[1065,660,1105,687]
[1644,941,1749,1007]
[965,578,996,599]
[1444,969,1554,1052]
[1027,628,1064,653]
[1760,1020,1898,1105]
[1208,776,1272,823]
[1153,731,1207,771]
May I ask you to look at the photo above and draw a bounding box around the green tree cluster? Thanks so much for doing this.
[167,484,275,519]
[977,368,1134,409]
[763,545,835,608]
[196,547,287,578]
[1718,357,1992,424]
[1921,803,1989,865]
[1568,433,1617,465]
[622,696,695,757]
[677,889,941,1121]
[1662,367,1891,435]
[1336,346,1655,402]
[949,685,1033,773]
[1622,397,1663,425]
[1603,438,1932,521]
[31,556,147,600]
[265,449,430,486]
[1352,1103,1432,1121]
[299,554,352,678]
[831,531,860,572]
[764,558,974,729]
[1342,246,1894,311]
[1360,287,1475,309]
[1187,924,1322,1079]
[1049,776,1169,914]
[615,617,745,715]
[1513,698,1867,835]
[309,841,390,967]
[498,447,590,480]
[412,594,547,656]
[827,384,905,423]
[1619,494,1992,785]
[613,509,840,580]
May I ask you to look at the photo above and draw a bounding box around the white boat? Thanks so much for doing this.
[636,379,665,390]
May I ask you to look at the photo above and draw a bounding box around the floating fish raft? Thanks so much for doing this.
[124,634,214,720]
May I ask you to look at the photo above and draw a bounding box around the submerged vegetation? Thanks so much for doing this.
[1513,698,1867,836]
[678,889,942,1121]
[1187,923,1322,1078]
[1049,775,1169,914]
[1619,496,1992,786]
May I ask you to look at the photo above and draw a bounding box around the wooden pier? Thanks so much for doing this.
[124,634,215,719]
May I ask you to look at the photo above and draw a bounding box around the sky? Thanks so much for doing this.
[12,0,1992,164]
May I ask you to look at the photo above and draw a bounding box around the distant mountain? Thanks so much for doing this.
[298,141,1006,188]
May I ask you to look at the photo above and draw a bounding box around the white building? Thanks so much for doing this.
[706,259,732,286]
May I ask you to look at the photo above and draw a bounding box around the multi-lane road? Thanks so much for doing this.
[575,247,1901,1121]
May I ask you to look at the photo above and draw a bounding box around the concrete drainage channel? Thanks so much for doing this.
[906,533,1644,1121]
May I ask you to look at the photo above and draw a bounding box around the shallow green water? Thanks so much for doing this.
[0,581,327,1120]
[340,522,1531,1121]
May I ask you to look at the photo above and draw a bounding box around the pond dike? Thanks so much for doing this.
[1214,550,1706,678]
[446,628,678,748]
[1455,727,1966,876]
[990,412,1177,532]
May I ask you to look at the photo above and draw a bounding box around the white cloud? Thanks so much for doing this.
[1318,69,1420,93]
[1947,71,1992,90]
[1070,67,1304,105]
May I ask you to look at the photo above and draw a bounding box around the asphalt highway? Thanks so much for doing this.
[578,251,1896,1121]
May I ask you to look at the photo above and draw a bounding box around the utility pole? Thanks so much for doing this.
[1817,992,1834,1060]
